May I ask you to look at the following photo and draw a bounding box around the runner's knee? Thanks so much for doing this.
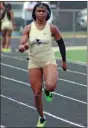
[34,90,42,97]
[45,81,56,92]
[32,85,42,96]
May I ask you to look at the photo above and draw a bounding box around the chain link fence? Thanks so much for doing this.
[14,8,87,34]
[52,9,87,32]
[51,9,87,45]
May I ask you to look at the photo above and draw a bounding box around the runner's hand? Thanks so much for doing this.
[18,44,25,53]
[24,43,29,50]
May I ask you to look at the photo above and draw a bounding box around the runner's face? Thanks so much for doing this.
[35,6,48,20]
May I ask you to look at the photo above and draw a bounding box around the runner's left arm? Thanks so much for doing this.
[51,24,67,71]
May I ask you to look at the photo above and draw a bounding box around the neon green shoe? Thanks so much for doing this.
[43,83,53,102]
[1,48,7,52]
[1,48,11,53]
[44,89,53,102]
[36,117,46,127]
[7,48,11,52]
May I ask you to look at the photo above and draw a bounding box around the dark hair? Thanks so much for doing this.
[6,3,12,11]
[1,3,12,20]
[32,2,51,21]
[6,3,12,20]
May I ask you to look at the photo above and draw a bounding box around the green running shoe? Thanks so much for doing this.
[36,116,46,127]
[44,88,52,102]
[7,48,11,52]
[1,48,11,53]
[1,48,7,52]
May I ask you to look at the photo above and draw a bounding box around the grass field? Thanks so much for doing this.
[55,49,87,63]
[61,31,87,38]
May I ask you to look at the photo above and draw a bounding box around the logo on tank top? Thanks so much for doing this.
[35,39,42,45]
[30,38,48,48]
[35,39,47,45]
[43,33,47,35]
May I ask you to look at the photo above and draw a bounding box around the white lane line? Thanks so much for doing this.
[58,68,87,75]
[1,54,87,75]
[1,75,87,105]
[1,63,87,87]
[1,54,27,61]
[1,51,87,66]
[1,63,28,72]
[59,78,87,87]
[0,125,6,128]
[56,57,87,66]
[1,94,85,128]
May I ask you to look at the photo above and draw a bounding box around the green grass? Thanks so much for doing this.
[55,50,87,62]
[61,31,87,38]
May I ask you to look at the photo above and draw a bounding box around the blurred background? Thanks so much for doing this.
[5,1,87,34]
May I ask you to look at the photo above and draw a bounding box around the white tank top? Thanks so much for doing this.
[28,22,55,62]
[2,13,10,22]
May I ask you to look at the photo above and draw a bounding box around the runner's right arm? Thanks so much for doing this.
[20,25,30,45]
[19,25,31,52]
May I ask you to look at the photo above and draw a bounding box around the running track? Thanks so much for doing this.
[1,50,87,128]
